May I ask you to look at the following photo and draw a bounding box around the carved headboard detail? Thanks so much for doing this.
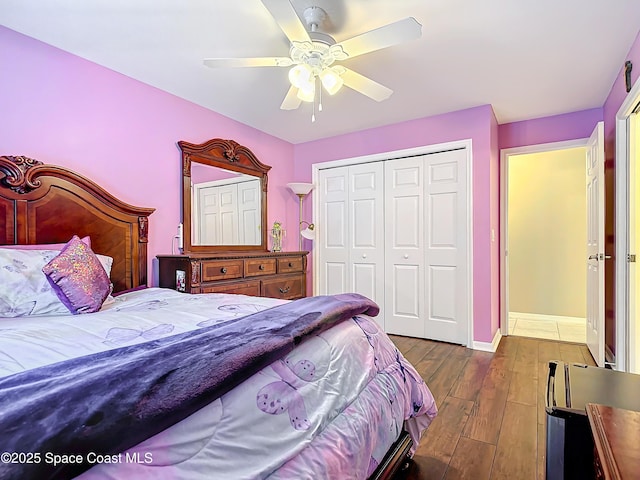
[0,156,155,292]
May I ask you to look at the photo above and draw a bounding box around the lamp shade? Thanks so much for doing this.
[301,225,315,241]
[287,182,314,196]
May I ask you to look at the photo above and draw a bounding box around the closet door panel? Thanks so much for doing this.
[425,149,468,344]
[384,158,425,338]
[349,162,385,327]
[319,168,349,295]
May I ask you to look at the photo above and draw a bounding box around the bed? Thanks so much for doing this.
[0,155,437,480]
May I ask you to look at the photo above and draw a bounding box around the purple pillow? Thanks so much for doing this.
[42,235,112,314]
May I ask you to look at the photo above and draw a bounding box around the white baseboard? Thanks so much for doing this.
[509,311,585,324]
[472,328,502,352]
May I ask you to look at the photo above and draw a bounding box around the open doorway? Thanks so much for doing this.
[501,140,589,343]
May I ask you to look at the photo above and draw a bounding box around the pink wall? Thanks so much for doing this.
[293,105,500,343]
[498,108,603,150]
[0,26,298,284]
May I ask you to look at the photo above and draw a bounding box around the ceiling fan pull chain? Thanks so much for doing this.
[318,77,323,112]
[312,76,318,122]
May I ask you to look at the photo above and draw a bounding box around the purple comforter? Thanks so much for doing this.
[0,293,379,480]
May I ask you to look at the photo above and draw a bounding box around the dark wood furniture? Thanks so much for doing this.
[157,251,307,300]
[586,403,640,480]
[171,138,308,300]
[0,156,154,292]
[179,138,271,253]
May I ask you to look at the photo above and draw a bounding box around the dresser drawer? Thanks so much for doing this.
[245,258,277,277]
[201,280,261,296]
[277,256,304,274]
[261,275,305,300]
[201,259,244,282]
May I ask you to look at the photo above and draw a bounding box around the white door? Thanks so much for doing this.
[586,121,605,367]
[425,149,469,344]
[384,150,468,343]
[318,163,385,327]
[384,157,425,337]
[349,162,385,326]
[237,179,261,245]
[319,167,349,295]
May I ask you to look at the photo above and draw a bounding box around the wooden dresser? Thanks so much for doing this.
[586,403,640,480]
[157,251,308,300]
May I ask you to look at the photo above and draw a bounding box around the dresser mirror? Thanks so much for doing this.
[179,138,271,253]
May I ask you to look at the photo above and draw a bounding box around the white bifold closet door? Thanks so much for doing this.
[318,162,386,328]
[318,148,468,345]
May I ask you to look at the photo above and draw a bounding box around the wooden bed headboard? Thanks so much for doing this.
[0,156,155,293]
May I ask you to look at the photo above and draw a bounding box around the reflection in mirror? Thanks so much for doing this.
[191,163,261,245]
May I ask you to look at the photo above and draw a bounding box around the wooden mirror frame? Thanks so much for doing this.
[178,138,271,253]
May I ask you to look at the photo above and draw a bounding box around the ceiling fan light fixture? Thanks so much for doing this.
[288,64,313,89]
[297,83,315,102]
[319,67,343,95]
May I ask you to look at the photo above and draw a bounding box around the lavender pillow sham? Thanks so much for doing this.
[42,236,112,314]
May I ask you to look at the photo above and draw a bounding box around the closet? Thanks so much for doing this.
[317,147,469,345]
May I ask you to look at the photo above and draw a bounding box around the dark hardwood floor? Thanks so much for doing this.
[389,334,596,480]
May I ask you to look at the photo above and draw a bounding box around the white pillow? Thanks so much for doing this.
[0,249,69,317]
[96,254,114,279]
[0,249,114,317]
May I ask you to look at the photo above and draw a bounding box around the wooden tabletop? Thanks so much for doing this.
[586,403,640,480]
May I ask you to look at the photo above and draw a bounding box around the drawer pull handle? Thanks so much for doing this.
[279,286,291,294]
[220,267,227,274]
[259,265,265,271]
[288,262,293,268]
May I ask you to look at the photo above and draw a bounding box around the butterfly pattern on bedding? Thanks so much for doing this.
[103,324,176,346]
[197,304,270,328]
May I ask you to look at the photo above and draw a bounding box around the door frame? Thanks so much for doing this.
[310,139,474,348]
[499,138,589,338]
[614,75,640,373]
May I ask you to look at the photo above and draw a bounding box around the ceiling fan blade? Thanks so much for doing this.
[337,17,422,59]
[341,68,393,102]
[280,85,302,110]
[203,57,292,68]
[261,0,311,44]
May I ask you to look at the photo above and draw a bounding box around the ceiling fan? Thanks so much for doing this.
[203,0,422,115]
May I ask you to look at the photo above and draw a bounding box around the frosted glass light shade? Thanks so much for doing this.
[296,83,315,102]
[288,64,313,89]
[287,182,314,196]
[320,68,344,95]
[301,225,315,241]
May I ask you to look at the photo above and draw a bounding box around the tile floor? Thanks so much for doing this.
[508,312,586,343]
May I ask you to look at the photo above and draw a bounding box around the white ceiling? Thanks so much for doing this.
[2,0,639,144]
